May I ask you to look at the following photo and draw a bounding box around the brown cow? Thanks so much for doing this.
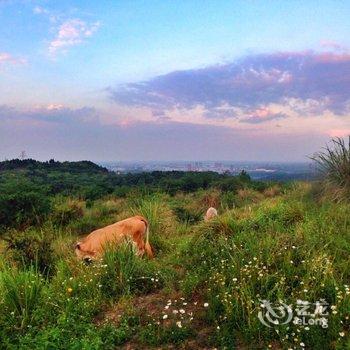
[75,215,153,261]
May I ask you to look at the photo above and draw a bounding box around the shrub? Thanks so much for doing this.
[4,228,55,276]
[311,136,350,202]
[51,198,84,226]
[0,177,51,231]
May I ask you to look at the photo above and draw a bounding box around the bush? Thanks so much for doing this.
[0,177,51,231]
[51,198,84,226]
[4,228,56,276]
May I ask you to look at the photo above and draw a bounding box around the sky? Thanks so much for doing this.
[0,0,350,162]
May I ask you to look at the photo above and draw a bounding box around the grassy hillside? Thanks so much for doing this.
[0,157,349,349]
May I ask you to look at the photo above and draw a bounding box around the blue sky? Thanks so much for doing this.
[0,1,350,161]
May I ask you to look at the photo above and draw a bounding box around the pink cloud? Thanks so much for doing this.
[240,107,287,124]
[329,129,350,138]
[315,52,350,63]
[0,52,26,66]
[49,19,100,55]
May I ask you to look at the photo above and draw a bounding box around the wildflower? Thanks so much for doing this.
[172,310,178,314]
[165,305,169,310]
[162,314,168,319]
[204,302,209,307]
[176,321,182,328]
[179,309,185,314]
[67,287,73,293]
[339,332,345,337]
[300,343,305,347]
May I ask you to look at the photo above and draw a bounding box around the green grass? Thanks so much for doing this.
[311,136,350,202]
[0,182,349,349]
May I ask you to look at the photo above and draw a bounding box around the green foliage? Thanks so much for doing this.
[51,198,84,226]
[0,267,45,330]
[130,195,174,253]
[139,322,193,346]
[4,227,56,276]
[0,159,349,349]
[100,242,164,298]
[173,205,202,224]
[311,136,350,202]
[0,176,51,231]
[182,190,350,349]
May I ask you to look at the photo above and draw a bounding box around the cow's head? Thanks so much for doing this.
[75,242,97,263]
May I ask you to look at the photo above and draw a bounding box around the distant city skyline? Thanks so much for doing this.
[1,1,350,161]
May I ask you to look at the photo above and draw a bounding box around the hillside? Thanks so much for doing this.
[0,161,349,349]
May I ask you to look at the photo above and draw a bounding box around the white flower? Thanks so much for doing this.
[176,321,182,328]
[179,309,185,314]
[300,342,305,347]
[164,305,169,309]
[162,314,168,319]
[339,331,345,337]
[172,310,178,314]
[204,303,209,307]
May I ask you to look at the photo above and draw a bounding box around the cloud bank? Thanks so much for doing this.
[109,50,350,122]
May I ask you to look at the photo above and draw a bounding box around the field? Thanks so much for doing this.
[0,159,349,349]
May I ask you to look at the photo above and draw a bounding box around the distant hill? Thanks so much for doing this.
[0,159,268,200]
[0,159,109,174]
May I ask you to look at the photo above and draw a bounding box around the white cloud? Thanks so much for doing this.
[49,19,100,56]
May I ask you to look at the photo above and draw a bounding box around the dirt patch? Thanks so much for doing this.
[96,291,216,349]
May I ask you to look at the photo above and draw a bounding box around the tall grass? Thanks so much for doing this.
[311,136,350,202]
[0,266,45,329]
[100,242,164,298]
[129,194,175,253]
[182,191,350,348]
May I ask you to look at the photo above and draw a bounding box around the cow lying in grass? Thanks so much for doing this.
[204,207,218,221]
[75,215,154,262]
